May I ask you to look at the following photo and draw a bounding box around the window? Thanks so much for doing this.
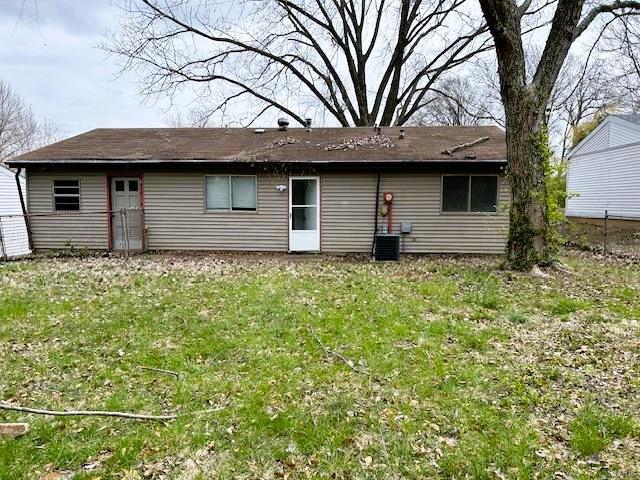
[205,176,257,211]
[53,179,80,211]
[442,175,498,213]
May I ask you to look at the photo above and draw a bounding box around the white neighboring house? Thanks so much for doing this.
[566,114,640,220]
[0,164,31,258]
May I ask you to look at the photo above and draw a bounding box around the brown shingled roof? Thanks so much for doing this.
[7,126,506,166]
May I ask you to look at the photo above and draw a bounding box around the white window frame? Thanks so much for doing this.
[440,174,499,214]
[204,175,258,213]
[52,179,81,212]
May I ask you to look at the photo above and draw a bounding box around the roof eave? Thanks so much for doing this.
[7,158,508,168]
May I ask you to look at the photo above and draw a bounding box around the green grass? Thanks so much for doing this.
[570,406,637,457]
[1,251,639,479]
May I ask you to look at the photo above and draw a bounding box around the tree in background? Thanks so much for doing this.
[106,0,492,127]
[553,57,623,157]
[477,0,640,270]
[0,79,61,163]
[605,16,640,110]
[409,76,498,126]
[411,52,623,159]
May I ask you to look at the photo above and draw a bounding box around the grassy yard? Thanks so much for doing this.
[1,252,639,479]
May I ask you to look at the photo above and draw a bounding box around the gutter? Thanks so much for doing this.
[5,158,509,168]
[15,168,33,250]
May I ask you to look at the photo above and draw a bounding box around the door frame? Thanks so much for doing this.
[288,175,321,252]
[106,173,144,251]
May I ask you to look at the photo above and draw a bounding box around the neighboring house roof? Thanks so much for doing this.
[7,126,506,167]
[612,113,640,125]
[568,114,640,158]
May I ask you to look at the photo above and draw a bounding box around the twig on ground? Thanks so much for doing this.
[139,366,181,378]
[308,326,367,374]
[0,402,224,422]
[0,402,177,421]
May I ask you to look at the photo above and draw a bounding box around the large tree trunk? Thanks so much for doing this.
[504,98,549,270]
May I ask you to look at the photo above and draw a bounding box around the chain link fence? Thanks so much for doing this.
[0,208,145,260]
[565,211,640,258]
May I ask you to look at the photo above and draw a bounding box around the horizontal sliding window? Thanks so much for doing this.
[442,175,497,213]
[53,179,80,211]
[205,175,257,211]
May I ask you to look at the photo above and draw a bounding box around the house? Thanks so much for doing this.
[0,163,31,259]
[566,114,640,220]
[6,126,509,255]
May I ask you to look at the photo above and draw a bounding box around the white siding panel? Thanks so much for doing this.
[608,121,640,149]
[566,143,640,219]
[0,166,30,257]
[571,122,610,157]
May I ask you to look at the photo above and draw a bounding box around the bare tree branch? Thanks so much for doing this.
[105,0,491,126]
[0,79,63,163]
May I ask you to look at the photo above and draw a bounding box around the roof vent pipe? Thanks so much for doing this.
[399,129,406,139]
[278,117,290,131]
[305,117,312,132]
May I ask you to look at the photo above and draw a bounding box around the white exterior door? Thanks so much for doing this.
[289,177,320,252]
[111,178,143,251]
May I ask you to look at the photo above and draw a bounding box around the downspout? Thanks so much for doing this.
[371,172,381,256]
[15,168,33,250]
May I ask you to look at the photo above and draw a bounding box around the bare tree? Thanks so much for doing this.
[409,75,499,126]
[0,79,62,163]
[477,0,640,270]
[553,56,622,157]
[0,79,38,162]
[105,0,494,127]
[413,52,621,155]
[605,16,640,110]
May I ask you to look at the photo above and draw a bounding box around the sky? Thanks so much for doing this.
[0,0,166,137]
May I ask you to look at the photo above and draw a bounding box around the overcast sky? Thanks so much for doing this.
[0,0,166,137]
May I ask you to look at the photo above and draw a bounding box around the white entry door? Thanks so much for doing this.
[289,177,320,252]
[111,177,143,251]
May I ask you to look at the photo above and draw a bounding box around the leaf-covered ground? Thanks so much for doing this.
[0,251,639,479]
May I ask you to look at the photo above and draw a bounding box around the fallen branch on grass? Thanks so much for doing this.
[0,402,177,421]
[139,366,181,378]
[308,327,368,374]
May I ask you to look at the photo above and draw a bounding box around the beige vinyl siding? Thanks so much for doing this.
[321,173,509,254]
[143,172,288,251]
[25,169,508,254]
[27,171,108,250]
[321,173,378,252]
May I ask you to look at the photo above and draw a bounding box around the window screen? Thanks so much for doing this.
[442,175,498,213]
[231,176,257,211]
[470,176,498,212]
[53,180,80,211]
[442,176,469,212]
[205,176,256,211]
